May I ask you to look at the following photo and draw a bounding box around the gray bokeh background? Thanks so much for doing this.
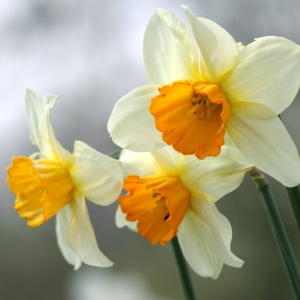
[1,0,300,299]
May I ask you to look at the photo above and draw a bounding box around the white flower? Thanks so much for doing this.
[116,146,253,279]
[108,5,300,187]
[7,89,124,269]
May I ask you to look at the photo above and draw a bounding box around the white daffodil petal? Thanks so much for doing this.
[178,209,223,279]
[120,149,162,177]
[116,205,138,232]
[178,202,243,279]
[66,193,113,268]
[150,146,185,176]
[108,85,166,151]
[224,132,236,148]
[144,8,196,85]
[181,146,253,201]
[25,89,45,152]
[182,5,239,82]
[70,141,123,206]
[222,36,300,115]
[120,146,184,178]
[56,205,82,270]
[193,200,243,269]
[194,200,243,265]
[228,102,300,186]
[39,94,73,163]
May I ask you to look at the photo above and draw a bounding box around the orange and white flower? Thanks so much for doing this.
[108,6,300,187]
[7,90,124,269]
[116,146,252,278]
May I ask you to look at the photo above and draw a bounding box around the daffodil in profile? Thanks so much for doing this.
[108,5,300,187]
[116,146,253,278]
[7,90,124,269]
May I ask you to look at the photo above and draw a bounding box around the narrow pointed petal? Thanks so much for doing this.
[178,202,243,279]
[181,146,252,201]
[108,85,166,151]
[182,5,239,82]
[192,200,243,269]
[222,36,300,114]
[144,8,196,85]
[25,89,47,153]
[66,193,113,267]
[228,102,300,186]
[178,209,222,279]
[70,141,123,206]
[39,94,73,163]
[56,205,82,269]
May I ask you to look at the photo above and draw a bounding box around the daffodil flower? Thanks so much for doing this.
[7,90,124,269]
[108,6,300,187]
[116,146,253,278]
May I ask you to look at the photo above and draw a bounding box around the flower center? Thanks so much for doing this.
[118,174,190,246]
[150,80,230,160]
[6,157,74,227]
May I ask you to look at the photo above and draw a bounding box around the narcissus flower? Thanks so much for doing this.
[108,5,300,187]
[116,146,253,278]
[7,90,124,269]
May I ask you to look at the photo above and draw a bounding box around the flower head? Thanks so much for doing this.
[7,89,124,269]
[116,146,253,278]
[108,6,300,187]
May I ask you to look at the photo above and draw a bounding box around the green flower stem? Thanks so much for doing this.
[286,185,300,230]
[171,236,197,300]
[249,168,300,299]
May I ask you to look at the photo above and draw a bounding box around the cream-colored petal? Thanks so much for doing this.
[39,94,73,163]
[178,202,243,279]
[178,210,223,279]
[120,149,162,177]
[181,146,252,201]
[108,85,166,151]
[115,205,138,232]
[144,8,196,85]
[224,131,236,148]
[25,89,45,152]
[56,205,82,269]
[182,5,239,82]
[70,141,123,206]
[228,102,300,186]
[192,200,243,269]
[222,36,300,114]
[25,89,72,163]
[66,192,113,267]
[120,146,184,178]
[150,146,185,176]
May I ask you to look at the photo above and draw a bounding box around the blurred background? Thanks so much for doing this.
[1,0,300,299]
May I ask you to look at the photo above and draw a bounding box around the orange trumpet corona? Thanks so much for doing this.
[150,80,230,160]
[119,174,190,246]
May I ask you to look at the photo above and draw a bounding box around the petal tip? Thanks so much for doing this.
[181,4,192,14]
[25,88,39,102]
[25,88,32,95]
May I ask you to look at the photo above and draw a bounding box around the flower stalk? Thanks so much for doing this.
[171,236,197,300]
[286,185,300,230]
[249,168,300,299]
